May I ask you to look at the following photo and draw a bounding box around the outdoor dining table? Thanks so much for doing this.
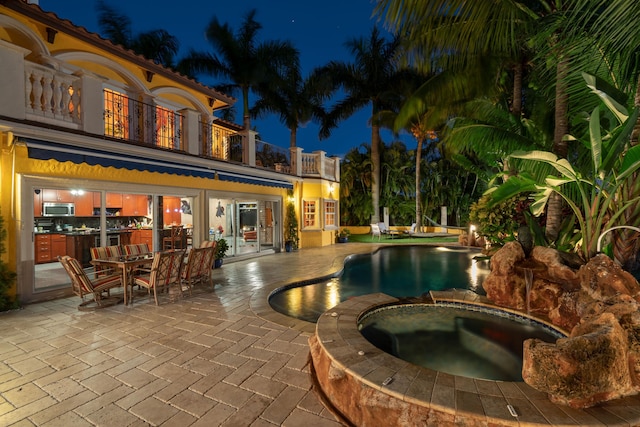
[91,254,154,305]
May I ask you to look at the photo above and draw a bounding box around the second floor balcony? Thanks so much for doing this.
[16,60,339,182]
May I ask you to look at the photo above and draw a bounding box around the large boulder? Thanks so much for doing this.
[484,244,640,407]
[578,254,640,302]
[482,242,526,309]
[522,312,633,408]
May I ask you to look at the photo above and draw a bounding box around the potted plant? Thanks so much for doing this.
[284,200,299,252]
[337,228,350,243]
[214,238,229,268]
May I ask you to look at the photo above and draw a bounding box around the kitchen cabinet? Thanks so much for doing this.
[36,234,67,263]
[74,192,94,217]
[35,234,51,264]
[122,194,148,216]
[131,229,153,248]
[34,191,42,217]
[93,192,123,208]
[66,235,76,259]
[51,234,67,259]
[42,189,73,203]
[163,196,182,226]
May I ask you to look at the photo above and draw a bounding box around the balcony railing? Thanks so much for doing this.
[200,120,243,162]
[18,60,338,181]
[255,139,291,172]
[103,90,184,150]
[25,63,81,125]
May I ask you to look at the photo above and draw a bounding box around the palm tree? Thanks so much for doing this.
[96,1,179,68]
[251,62,327,148]
[319,27,415,224]
[560,0,640,268]
[177,9,298,132]
[340,144,373,225]
[376,0,577,241]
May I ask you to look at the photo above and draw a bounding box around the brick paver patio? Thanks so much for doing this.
[0,244,378,426]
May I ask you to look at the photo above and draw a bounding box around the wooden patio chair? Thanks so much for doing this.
[123,243,150,257]
[90,245,123,277]
[132,249,185,305]
[58,255,122,311]
[180,246,214,295]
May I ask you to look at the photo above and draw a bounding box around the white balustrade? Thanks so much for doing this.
[25,62,81,125]
[301,153,319,175]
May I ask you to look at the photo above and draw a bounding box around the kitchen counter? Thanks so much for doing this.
[35,229,133,236]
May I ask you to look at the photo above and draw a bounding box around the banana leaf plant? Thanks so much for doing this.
[487,73,640,261]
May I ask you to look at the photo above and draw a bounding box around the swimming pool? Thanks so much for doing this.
[269,246,491,322]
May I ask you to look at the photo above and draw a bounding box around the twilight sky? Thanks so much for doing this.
[39,0,410,158]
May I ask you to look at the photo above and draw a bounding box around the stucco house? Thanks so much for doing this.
[0,0,340,304]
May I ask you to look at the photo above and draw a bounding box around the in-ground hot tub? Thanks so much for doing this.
[358,302,563,382]
[308,292,581,426]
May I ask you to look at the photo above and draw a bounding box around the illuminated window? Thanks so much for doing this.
[156,105,177,149]
[103,89,129,139]
[303,200,317,228]
[324,200,336,227]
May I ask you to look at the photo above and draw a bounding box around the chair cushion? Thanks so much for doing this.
[90,245,123,260]
[123,243,150,256]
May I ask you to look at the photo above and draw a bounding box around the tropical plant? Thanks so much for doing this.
[178,9,298,132]
[469,193,531,246]
[340,144,373,226]
[214,238,229,260]
[338,228,351,238]
[319,27,415,224]
[376,0,598,242]
[488,74,640,262]
[285,200,299,250]
[0,212,17,311]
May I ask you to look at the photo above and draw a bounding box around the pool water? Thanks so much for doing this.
[359,304,564,381]
[269,246,491,322]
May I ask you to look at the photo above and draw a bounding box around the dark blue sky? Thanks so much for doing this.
[40,0,409,158]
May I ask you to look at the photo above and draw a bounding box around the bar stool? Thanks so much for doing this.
[163,225,184,250]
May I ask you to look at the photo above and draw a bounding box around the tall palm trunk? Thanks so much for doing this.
[289,127,297,148]
[371,121,382,224]
[612,74,640,269]
[415,137,424,230]
[242,85,251,131]
[545,56,570,242]
[512,61,523,118]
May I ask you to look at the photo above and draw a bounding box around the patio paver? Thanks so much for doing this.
[0,243,378,426]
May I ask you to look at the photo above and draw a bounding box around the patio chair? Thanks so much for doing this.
[58,255,122,311]
[181,246,214,294]
[200,240,216,248]
[378,222,391,236]
[132,249,186,305]
[371,223,382,241]
[404,223,417,236]
[123,243,150,257]
[90,245,123,277]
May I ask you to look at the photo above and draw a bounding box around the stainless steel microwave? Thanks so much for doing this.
[42,202,75,217]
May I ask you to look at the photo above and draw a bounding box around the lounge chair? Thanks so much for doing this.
[379,222,401,238]
[404,223,417,236]
[371,223,382,241]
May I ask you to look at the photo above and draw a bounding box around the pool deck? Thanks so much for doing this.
[2,242,640,426]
